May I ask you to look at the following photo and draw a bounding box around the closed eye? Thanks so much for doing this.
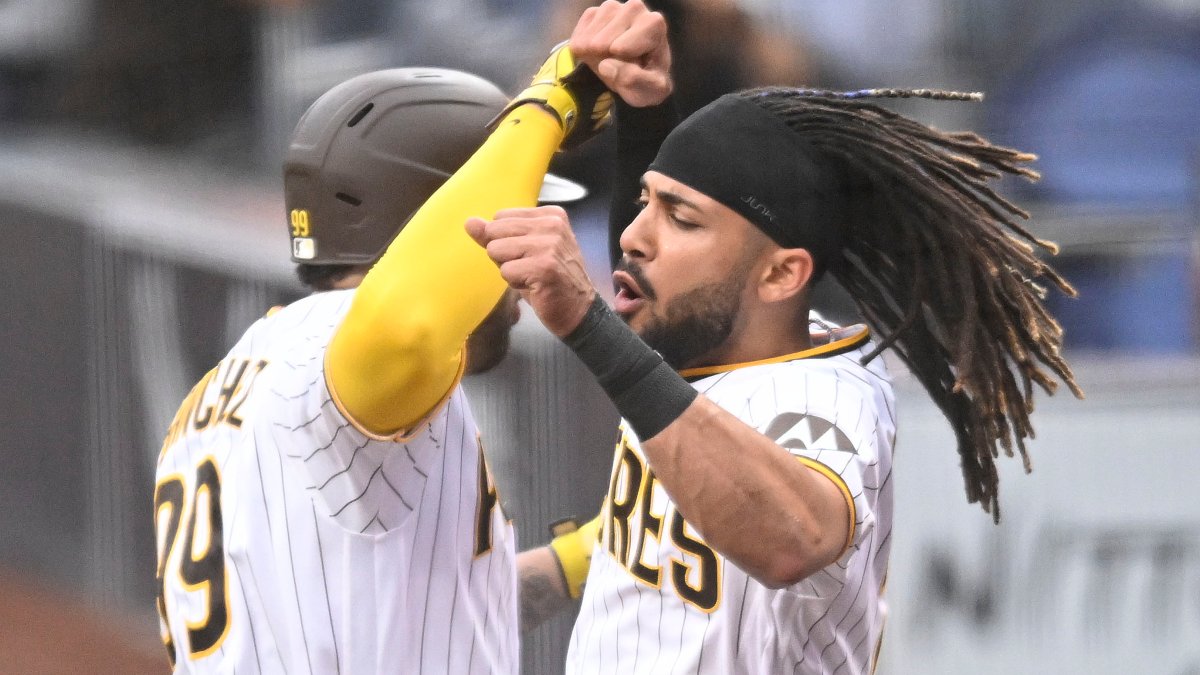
[669,210,700,230]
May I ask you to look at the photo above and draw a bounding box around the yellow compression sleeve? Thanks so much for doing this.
[327,106,564,436]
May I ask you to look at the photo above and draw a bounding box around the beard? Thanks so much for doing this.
[635,273,746,370]
[465,290,519,375]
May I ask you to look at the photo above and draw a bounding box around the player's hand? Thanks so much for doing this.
[569,0,673,108]
[466,207,596,337]
[492,41,613,148]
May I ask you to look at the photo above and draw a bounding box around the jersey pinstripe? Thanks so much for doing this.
[154,289,518,674]
[565,321,895,675]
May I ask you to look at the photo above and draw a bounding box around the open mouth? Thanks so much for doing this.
[613,271,642,299]
[612,270,647,316]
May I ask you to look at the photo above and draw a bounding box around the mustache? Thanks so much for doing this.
[614,258,657,301]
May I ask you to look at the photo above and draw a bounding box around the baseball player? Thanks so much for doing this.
[468,84,1081,673]
[152,2,675,669]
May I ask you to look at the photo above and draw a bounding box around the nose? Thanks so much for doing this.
[619,206,654,261]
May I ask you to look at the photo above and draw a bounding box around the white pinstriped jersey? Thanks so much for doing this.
[566,320,895,675]
[153,289,518,674]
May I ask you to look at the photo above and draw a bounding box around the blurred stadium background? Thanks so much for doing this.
[0,0,1197,673]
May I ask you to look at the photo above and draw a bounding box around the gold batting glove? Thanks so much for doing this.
[549,514,603,599]
[490,41,613,148]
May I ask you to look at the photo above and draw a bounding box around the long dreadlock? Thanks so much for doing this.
[737,86,1084,521]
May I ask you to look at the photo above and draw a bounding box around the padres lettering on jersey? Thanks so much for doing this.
[604,439,722,613]
[567,322,896,675]
[154,290,518,674]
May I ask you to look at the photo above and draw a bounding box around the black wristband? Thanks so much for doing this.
[562,295,698,440]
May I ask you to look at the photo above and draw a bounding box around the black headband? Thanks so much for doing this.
[648,94,846,266]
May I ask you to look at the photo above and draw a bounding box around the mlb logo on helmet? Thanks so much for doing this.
[293,237,315,260]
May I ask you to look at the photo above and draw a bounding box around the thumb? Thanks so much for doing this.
[597,57,621,84]
[464,217,489,246]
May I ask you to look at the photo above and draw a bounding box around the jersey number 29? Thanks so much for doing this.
[154,457,229,665]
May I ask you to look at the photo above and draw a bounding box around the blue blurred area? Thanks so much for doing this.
[992,6,1200,207]
[988,5,1200,353]
[1050,251,1194,353]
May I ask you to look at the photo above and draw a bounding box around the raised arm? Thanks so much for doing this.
[326,46,612,437]
[564,0,679,269]
[607,98,679,269]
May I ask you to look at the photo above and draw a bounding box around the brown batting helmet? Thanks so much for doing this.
[284,67,585,265]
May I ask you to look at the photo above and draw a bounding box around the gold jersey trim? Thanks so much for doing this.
[797,455,858,557]
[678,324,869,379]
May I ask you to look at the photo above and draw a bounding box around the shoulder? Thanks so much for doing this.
[262,289,355,334]
[735,357,881,414]
[782,345,891,415]
[696,336,889,407]
[698,351,889,454]
[228,289,356,356]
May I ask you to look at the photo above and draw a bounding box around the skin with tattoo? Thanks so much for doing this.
[516,548,573,634]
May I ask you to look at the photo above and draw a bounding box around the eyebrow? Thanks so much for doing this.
[640,176,703,212]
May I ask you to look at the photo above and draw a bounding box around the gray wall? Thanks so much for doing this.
[883,356,1200,674]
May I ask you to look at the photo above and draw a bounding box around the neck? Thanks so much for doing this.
[330,268,369,290]
[689,305,813,369]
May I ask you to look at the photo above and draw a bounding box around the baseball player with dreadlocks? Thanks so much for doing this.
[467,75,1082,674]
[151,2,674,671]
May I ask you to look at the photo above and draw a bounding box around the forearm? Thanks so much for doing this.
[640,396,850,587]
[562,296,848,586]
[327,106,563,436]
[517,512,602,632]
[608,96,678,268]
[516,546,574,634]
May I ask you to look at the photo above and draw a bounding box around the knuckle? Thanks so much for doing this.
[530,257,552,277]
[498,261,518,281]
[609,38,637,57]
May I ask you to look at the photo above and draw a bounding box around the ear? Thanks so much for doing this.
[756,247,814,304]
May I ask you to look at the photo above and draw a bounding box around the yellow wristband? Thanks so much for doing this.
[487,41,612,148]
[549,514,602,599]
